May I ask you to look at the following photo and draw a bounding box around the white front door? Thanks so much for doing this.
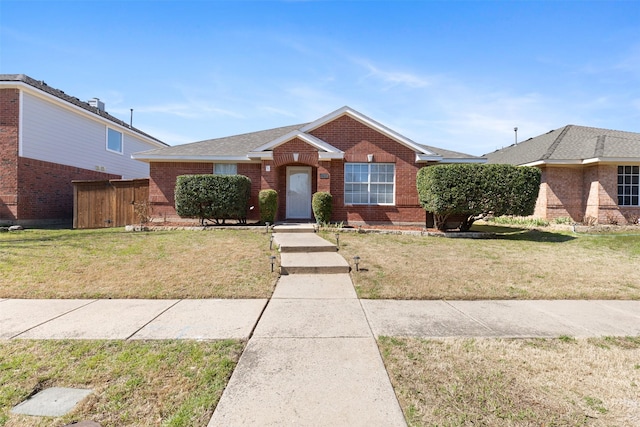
[286,166,312,219]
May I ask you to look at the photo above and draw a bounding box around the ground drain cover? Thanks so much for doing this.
[11,387,93,417]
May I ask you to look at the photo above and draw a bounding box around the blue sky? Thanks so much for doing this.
[1,0,639,156]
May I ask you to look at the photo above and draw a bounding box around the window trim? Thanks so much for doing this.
[618,165,640,207]
[344,162,395,206]
[106,128,123,154]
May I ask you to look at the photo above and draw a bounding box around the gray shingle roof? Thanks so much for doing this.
[484,125,640,165]
[416,143,483,160]
[136,123,307,158]
[0,74,167,146]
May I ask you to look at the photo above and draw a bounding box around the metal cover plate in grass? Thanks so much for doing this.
[11,387,93,417]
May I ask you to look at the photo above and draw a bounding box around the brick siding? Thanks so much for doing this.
[148,162,262,221]
[310,115,425,224]
[0,88,20,220]
[17,157,119,221]
[534,164,640,225]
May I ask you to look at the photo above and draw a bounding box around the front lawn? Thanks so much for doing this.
[0,228,276,299]
[379,336,640,426]
[327,226,640,300]
[0,339,243,427]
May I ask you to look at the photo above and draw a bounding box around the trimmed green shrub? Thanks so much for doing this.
[175,174,251,225]
[417,164,541,231]
[258,189,278,224]
[312,192,333,224]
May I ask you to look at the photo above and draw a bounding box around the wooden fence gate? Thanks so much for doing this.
[73,179,149,229]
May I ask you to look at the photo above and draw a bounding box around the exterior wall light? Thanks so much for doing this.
[353,255,360,272]
[270,255,277,273]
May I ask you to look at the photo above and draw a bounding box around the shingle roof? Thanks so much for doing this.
[0,74,167,146]
[484,125,640,165]
[416,143,482,160]
[133,106,485,163]
[136,123,307,158]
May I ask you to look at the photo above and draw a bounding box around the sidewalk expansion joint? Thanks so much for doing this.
[10,299,100,339]
[125,299,183,340]
[442,299,494,333]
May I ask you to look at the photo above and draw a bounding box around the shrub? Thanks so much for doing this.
[258,189,278,224]
[175,174,251,225]
[312,192,333,224]
[417,164,541,231]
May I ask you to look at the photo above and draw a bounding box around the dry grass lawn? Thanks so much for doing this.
[0,228,276,299]
[0,339,243,427]
[327,227,640,299]
[379,336,640,426]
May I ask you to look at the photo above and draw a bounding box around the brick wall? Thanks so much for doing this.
[148,162,262,221]
[539,166,584,221]
[310,115,424,224]
[533,164,640,225]
[17,157,120,221]
[0,88,20,220]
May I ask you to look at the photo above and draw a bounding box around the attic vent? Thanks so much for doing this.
[88,98,105,112]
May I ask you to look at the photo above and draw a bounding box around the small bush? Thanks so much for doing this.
[312,192,332,224]
[258,189,278,224]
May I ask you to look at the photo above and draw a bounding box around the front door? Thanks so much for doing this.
[286,166,312,219]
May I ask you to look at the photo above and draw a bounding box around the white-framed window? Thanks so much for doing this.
[344,163,395,205]
[106,128,123,154]
[214,163,238,175]
[618,165,640,206]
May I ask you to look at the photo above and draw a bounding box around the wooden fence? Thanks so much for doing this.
[73,179,149,229]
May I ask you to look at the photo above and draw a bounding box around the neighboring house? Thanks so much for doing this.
[0,74,167,225]
[133,106,484,225]
[485,125,640,224]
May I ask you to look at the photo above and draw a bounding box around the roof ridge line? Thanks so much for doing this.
[594,135,606,157]
[541,125,572,160]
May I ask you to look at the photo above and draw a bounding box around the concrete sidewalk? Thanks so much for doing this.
[2,298,639,341]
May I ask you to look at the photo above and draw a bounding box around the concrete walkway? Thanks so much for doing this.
[208,224,406,426]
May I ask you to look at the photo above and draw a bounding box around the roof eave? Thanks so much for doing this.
[131,154,259,163]
[440,157,487,164]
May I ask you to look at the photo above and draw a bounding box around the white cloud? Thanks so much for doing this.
[354,58,433,89]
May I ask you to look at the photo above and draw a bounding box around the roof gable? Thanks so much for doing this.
[300,106,437,156]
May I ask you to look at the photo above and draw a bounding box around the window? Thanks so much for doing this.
[214,163,237,175]
[618,166,640,206]
[344,163,395,205]
[107,128,123,154]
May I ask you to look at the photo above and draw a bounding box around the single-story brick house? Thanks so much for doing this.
[0,74,167,225]
[485,125,640,224]
[133,106,485,225]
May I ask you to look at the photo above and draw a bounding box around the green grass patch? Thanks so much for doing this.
[0,340,243,426]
